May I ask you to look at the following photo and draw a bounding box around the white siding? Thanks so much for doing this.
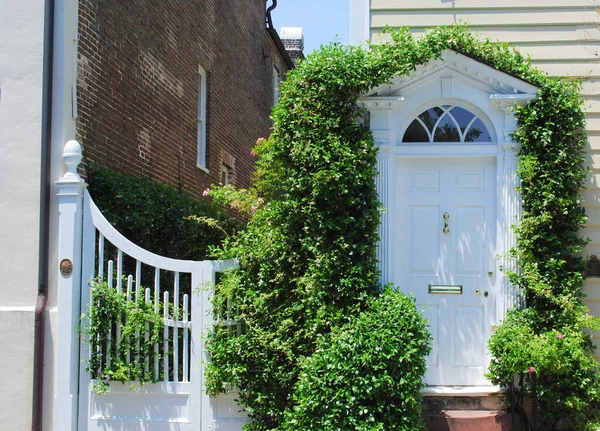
[366,0,600,357]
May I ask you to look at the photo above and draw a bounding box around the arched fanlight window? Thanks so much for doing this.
[402,105,492,143]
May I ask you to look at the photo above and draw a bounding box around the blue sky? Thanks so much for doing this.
[271,0,350,55]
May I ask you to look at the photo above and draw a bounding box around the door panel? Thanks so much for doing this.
[455,171,485,192]
[409,206,440,273]
[452,306,485,367]
[454,206,485,274]
[411,170,440,192]
[423,305,440,368]
[396,157,497,386]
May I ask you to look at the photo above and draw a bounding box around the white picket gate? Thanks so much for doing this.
[55,141,250,431]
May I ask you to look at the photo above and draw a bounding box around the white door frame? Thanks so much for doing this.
[361,52,539,386]
[368,103,534,388]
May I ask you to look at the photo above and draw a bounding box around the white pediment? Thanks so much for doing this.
[363,50,538,99]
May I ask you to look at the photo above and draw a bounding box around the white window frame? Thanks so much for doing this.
[197,65,208,171]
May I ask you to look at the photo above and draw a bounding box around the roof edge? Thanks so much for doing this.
[266,27,295,70]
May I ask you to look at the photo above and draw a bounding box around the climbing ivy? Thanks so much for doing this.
[206,24,598,430]
[83,279,165,393]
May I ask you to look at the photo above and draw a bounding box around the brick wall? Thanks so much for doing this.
[77,0,289,198]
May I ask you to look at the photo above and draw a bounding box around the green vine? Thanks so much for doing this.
[487,69,600,429]
[83,279,165,393]
[205,24,599,430]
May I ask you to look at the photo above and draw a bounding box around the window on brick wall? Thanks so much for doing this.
[221,164,230,185]
[220,150,235,186]
[197,66,208,170]
[273,66,280,106]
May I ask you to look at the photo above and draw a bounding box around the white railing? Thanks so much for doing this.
[78,187,235,431]
[53,140,248,431]
[83,190,221,385]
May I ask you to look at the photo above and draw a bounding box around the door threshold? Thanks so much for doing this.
[422,385,503,397]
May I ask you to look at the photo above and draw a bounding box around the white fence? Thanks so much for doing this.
[54,141,250,431]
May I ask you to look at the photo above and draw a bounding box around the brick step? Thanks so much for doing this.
[423,394,504,411]
[424,410,513,431]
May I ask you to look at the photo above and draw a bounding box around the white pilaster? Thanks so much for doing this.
[499,144,522,314]
[360,98,403,286]
[376,150,391,285]
[490,94,536,317]
[54,140,86,431]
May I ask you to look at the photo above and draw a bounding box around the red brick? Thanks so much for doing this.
[77,0,290,199]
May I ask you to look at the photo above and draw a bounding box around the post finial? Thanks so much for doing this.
[62,140,82,179]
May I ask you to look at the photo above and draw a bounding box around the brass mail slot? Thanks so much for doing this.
[428,284,463,294]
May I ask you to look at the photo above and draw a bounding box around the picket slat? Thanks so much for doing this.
[163,291,170,382]
[183,294,189,382]
[126,275,133,364]
[173,272,180,383]
[145,288,151,375]
[154,268,160,381]
[106,260,114,368]
[117,250,123,292]
[135,275,141,365]
[107,260,113,289]
[98,234,104,280]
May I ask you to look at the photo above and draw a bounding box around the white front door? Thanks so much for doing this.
[395,157,497,386]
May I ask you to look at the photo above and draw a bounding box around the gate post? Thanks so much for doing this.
[54,140,86,431]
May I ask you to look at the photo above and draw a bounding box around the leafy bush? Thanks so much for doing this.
[482,22,600,429]
[206,23,597,430]
[88,169,241,260]
[283,289,431,431]
[488,309,600,430]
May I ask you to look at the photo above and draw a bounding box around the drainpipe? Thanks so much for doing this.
[32,0,55,429]
[266,0,277,29]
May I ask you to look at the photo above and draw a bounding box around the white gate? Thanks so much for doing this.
[55,141,249,431]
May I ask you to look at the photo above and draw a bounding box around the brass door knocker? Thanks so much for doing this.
[443,212,450,234]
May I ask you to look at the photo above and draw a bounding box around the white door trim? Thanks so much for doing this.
[394,155,498,386]
[374,142,522,387]
[377,142,520,316]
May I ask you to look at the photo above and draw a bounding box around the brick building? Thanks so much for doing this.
[0,1,299,429]
[77,0,295,198]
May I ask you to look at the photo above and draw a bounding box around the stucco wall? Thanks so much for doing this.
[353,0,600,359]
[0,0,44,428]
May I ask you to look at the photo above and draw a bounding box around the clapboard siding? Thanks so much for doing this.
[527,61,600,78]
[585,116,600,132]
[584,97,600,113]
[584,208,600,229]
[371,0,594,9]
[373,26,600,43]
[372,9,596,29]
[367,1,600,333]
[517,44,599,61]
[581,80,600,97]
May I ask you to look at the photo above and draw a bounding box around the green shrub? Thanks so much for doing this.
[88,169,241,260]
[488,309,600,430]
[206,23,595,430]
[283,289,431,431]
